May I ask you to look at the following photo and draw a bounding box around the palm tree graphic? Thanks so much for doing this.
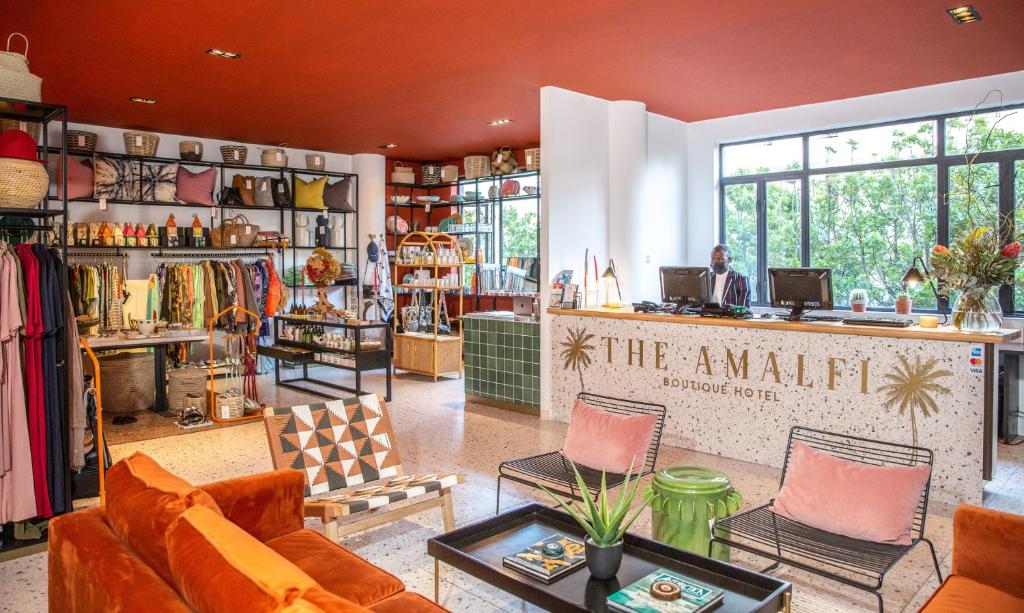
[878,355,952,447]
[560,327,595,392]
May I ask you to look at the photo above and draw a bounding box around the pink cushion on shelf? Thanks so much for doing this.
[56,156,93,200]
[772,441,931,545]
[176,166,216,206]
[562,399,657,474]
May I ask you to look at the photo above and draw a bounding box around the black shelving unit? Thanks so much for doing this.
[0,97,70,557]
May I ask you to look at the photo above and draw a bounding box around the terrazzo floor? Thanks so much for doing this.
[2,366,1023,612]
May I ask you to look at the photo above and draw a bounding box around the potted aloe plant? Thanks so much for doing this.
[849,288,869,313]
[539,460,650,580]
[894,292,912,315]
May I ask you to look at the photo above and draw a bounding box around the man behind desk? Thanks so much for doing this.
[709,244,751,308]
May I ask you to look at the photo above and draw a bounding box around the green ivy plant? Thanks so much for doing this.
[538,459,650,546]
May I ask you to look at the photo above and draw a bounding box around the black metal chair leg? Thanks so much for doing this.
[872,589,884,613]
[921,537,944,582]
[760,512,782,573]
[495,475,503,515]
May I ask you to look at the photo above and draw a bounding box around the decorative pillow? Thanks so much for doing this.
[232,175,256,206]
[57,157,93,200]
[140,162,179,202]
[167,506,364,613]
[93,155,138,201]
[271,178,291,207]
[772,441,931,545]
[254,177,274,207]
[561,399,657,474]
[176,166,217,206]
[323,177,354,212]
[295,176,327,210]
[104,451,224,584]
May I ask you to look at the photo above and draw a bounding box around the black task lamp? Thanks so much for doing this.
[602,259,623,308]
[902,256,948,324]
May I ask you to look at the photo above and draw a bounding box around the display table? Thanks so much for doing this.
[547,307,1021,505]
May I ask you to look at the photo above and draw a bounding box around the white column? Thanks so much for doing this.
[607,100,648,304]
[353,153,386,260]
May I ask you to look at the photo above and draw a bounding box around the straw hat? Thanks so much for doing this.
[0,128,49,207]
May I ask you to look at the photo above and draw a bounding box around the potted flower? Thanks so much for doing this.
[894,292,912,315]
[539,460,649,580]
[303,247,342,317]
[930,229,1021,331]
[849,289,869,313]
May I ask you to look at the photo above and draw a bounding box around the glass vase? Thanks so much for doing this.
[951,287,1003,332]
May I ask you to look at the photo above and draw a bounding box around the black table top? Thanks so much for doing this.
[428,503,790,612]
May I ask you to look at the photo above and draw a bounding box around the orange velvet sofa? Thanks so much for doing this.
[919,504,1024,612]
[48,453,447,612]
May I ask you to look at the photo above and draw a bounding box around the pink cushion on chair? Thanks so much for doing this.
[772,441,931,545]
[562,399,657,474]
[176,166,216,206]
[57,157,93,200]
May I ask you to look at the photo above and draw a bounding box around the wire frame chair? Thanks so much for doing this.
[710,426,943,613]
[495,392,666,513]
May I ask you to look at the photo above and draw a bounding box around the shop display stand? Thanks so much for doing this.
[392,231,464,381]
[208,305,263,423]
[265,316,392,401]
[0,97,70,557]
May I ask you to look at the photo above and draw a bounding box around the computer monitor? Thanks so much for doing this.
[768,268,833,321]
[660,266,711,306]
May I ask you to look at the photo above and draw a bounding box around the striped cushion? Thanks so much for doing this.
[317,473,460,515]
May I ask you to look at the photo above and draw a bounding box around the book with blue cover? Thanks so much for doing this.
[607,568,725,613]
[501,533,586,583]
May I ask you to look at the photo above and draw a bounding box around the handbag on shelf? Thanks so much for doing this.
[254,177,274,207]
[211,213,259,248]
[217,187,243,207]
[232,175,256,206]
[271,178,291,207]
[491,146,518,175]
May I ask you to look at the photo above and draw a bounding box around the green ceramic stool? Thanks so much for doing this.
[647,466,742,562]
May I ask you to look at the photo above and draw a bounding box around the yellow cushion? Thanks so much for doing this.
[295,176,327,210]
[166,505,365,612]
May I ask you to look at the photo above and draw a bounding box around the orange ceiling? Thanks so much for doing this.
[6,1,1024,160]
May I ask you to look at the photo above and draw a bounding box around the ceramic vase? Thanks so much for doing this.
[585,538,623,580]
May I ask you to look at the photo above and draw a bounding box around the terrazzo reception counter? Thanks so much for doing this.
[548,307,1021,505]
[464,312,541,414]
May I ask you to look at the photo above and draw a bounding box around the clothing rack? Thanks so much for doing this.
[67,250,127,260]
[151,249,274,260]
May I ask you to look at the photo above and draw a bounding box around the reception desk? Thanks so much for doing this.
[547,307,1021,505]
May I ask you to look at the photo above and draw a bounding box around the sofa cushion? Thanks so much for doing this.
[264,529,405,606]
[562,398,656,474]
[920,576,1024,612]
[368,592,448,612]
[105,452,223,584]
[176,166,217,206]
[167,505,359,613]
[772,441,930,545]
[56,156,93,200]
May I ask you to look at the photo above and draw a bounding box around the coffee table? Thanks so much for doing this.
[427,503,791,612]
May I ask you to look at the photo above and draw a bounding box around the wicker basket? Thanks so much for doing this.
[0,158,49,207]
[525,147,540,171]
[179,140,203,162]
[215,390,245,419]
[305,153,325,170]
[0,119,39,140]
[66,130,97,156]
[0,34,41,102]
[464,155,489,180]
[441,165,459,183]
[168,367,208,414]
[220,145,248,164]
[123,131,159,156]
[261,147,288,167]
[420,163,441,185]
[87,351,155,415]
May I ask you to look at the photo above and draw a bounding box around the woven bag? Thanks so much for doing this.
[216,213,259,247]
[305,153,325,170]
[179,140,203,161]
[0,34,41,102]
[0,158,49,207]
[87,352,155,415]
[220,145,248,163]
[0,119,39,140]
[67,130,98,155]
[260,147,288,167]
[464,155,489,180]
[123,131,159,156]
[215,391,245,419]
[420,163,441,185]
[525,147,540,171]
[491,146,518,175]
[168,367,208,414]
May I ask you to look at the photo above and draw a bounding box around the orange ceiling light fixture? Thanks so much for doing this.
[129,97,157,104]
[947,5,981,23]
[206,48,242,59]
[378,143,398,149]
[488,118,513,126]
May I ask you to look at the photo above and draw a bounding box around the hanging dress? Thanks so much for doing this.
[14,243,49,518]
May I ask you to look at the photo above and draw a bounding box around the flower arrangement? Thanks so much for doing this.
[302,247,341,288]
[929,227,1021,329]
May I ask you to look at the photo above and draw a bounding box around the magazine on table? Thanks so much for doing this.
[501,532,586,583]
[607,568,724,613]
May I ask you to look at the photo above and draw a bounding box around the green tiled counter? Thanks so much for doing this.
[463,313,540,414]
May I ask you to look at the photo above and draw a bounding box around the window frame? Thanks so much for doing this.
[718,103,1024,313]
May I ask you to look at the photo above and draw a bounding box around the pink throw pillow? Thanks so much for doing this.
[772,441,930,545]
[562,399,657,474]
[57,157,93,200]
[176,166,216,206]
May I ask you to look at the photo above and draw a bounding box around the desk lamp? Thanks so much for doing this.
[902,256,948,324]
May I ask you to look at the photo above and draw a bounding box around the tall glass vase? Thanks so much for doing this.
[951,287,1003,332]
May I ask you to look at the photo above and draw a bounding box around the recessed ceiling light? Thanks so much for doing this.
[378,143,398,149]
[130,97,157,104]
[488,118,513,126]
[206,48,242,59]
[947,5,981,23]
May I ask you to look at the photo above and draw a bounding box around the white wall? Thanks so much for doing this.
[45,122,384,309]
[684,69,1024,264]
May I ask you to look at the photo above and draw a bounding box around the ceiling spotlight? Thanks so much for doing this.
[206,48,242,59]
[129,97,157,104]
[946,5,981,24]
[378,143,398,149]
[488,118,513,126]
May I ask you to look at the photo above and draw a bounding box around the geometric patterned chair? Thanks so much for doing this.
[264,393,463,541]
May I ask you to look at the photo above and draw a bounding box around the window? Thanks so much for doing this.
[720,103,1024,313]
